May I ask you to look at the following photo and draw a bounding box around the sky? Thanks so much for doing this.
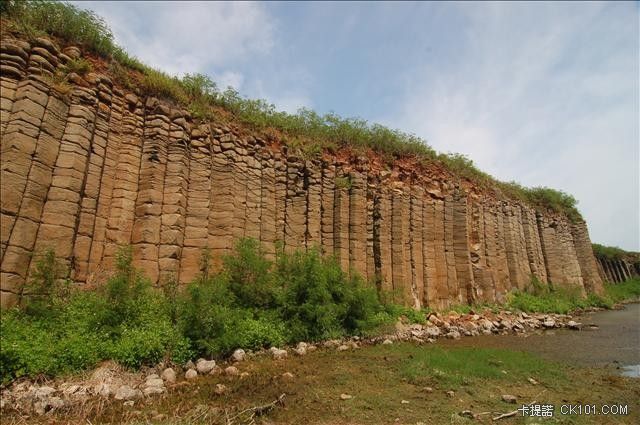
[74,1,639,251]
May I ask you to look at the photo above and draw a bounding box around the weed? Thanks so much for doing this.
[63,57,92,75]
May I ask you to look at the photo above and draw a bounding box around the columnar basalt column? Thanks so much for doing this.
[208,131,235,268]
[453,193,476,304]
[73,77,113,283]
[349,171,368,280]
[320,163,335,256]
[258,146,277,259]
[131,99,170,283]
[159,111,191,284]
[87,88,125,282]
[422,196,438,307]
[333,171,351,275]
[409,185,425,308]
[306,160,322,250]
[570,222,604,294]
[101,94,144,268]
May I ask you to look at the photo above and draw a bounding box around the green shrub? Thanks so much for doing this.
[0,246,191,382]
[275,247,383,341]
[222,239,281,309]
[20,248,70,317]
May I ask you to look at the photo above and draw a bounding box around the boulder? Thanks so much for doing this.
[196,358,216,374]
[185,369,198,380]
[114,385,142,401]
[231,349,246,362]
[270,347,288,360]
[161,368,176,383]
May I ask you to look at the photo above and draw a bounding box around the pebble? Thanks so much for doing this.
[270,347,288,360]
[501,394,517,404]
[340,393,353,400]
[214,384,227,395]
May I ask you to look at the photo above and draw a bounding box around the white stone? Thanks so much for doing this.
[161,368,176,383]
[231,349,246,362]
[196,358,216,374]
[382,339,393,345]
[185,369,198,380]
[502,394,517,404]
[114,385,142,401]
[145,377,164,388]
[270,347,288,360]
[143,386,165,396]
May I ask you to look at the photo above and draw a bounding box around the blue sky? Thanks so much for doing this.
[75,1,639,250]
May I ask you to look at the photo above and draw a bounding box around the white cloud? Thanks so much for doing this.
[216,71,245,91]
[75,1,275,76]
[386,2,639,250]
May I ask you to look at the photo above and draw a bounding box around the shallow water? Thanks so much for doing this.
[620,364,640,378]
[439,303,640,376]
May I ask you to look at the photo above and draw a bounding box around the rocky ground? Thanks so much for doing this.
[0,307,602,421]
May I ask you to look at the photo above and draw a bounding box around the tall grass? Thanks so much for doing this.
[0,0,583,219]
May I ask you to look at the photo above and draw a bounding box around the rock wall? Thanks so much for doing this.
[0,36,605,308]
[594,254,640,284]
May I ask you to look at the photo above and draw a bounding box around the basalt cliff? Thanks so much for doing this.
[0,35,610,309]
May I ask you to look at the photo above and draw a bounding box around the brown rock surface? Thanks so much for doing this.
[0,35,606,307]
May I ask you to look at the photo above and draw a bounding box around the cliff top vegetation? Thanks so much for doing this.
[0,0,581,221]
[592,243,640,261]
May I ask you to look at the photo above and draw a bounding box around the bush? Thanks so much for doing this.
[0,247,191,383]
[178,240,384,355]
[276,247,383,341]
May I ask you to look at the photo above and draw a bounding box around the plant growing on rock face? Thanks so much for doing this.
[20,248,70,317]
[62,57,92,75]
[335,175,352,190]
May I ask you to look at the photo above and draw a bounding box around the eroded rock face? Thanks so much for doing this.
[0,35,605,309]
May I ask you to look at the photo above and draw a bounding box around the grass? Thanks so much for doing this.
[3,342,638,424]
[504,278,640,314]
[399,346,565,388]
[0,0,585,220]
[592,243,639,261]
